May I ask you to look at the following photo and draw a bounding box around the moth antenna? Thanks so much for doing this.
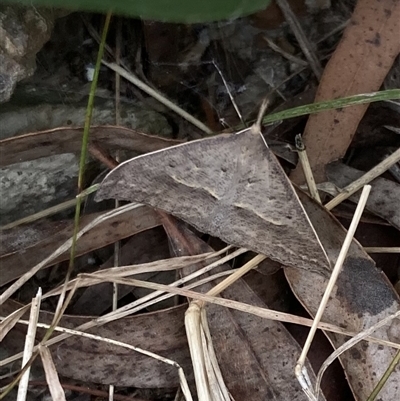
[212,60,246,128]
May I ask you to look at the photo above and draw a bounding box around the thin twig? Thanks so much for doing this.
[263,36,308,66]
[295,134,321,203]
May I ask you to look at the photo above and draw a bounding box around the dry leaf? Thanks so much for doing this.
[285,190,400,400]
[0,126,181,167]
[166,221,326,401]
[0,205,160,286]
[1,300,192,388]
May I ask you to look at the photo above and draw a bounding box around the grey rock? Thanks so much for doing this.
[0,153,79,225]
[0,5,56,103]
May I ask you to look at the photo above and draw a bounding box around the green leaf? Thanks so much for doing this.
[6,0,272,23]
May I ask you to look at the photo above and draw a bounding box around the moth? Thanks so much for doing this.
[96,123,329,274]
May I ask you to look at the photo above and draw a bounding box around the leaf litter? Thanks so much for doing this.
[1,2,400,401]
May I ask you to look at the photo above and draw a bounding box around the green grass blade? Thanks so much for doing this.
[264,89,400,124]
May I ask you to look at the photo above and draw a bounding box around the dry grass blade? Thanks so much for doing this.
[0,353,39,400]
[44,247,233,300]
[198,253,267,304]
[2,270,399,388]
[296,185,371,398]
[325,147,400,210]
[16,288,42,401]
[326,161,400,230]
[367,350,400,401]
[38,345,66,401]
[0,185,99,231]
[44,280,80,343]
[0,205,161,287]
[72,274,400,350]
[0,249,247,370]
[185,303,230,401]
[363,247,400,253]
[0,305,30,342]
[185,303,211,401]
[199,308,230,400]
[102,60,212,134]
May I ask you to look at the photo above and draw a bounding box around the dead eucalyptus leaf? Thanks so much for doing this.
[0,205,160,286]
[290,0,400,183]
[0,124,295,171]
[0,126,180,167]
[96,128,329,275]
[165,220,326,401]
[326,161,400,230]
[285,191,400,400]
[0,300,192,388]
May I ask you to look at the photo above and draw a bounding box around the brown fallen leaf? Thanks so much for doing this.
[0,206,160,286]
[0,126,181,167]
[96,128,330,275]
[285,190,400,400]
[0,300,192,388]
[164,219,327,401]
[0,124,295,168]
[326,161,400,230]
[291,0,400,184]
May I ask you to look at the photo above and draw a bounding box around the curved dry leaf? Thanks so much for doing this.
[1,300,192,388]
[0,126,181,167]
[0,124,294,171]
[326,161,400,230]
[285,190,400,400]
[167,221,326,401]
[0,206,160,286]
[291,0,400,183]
